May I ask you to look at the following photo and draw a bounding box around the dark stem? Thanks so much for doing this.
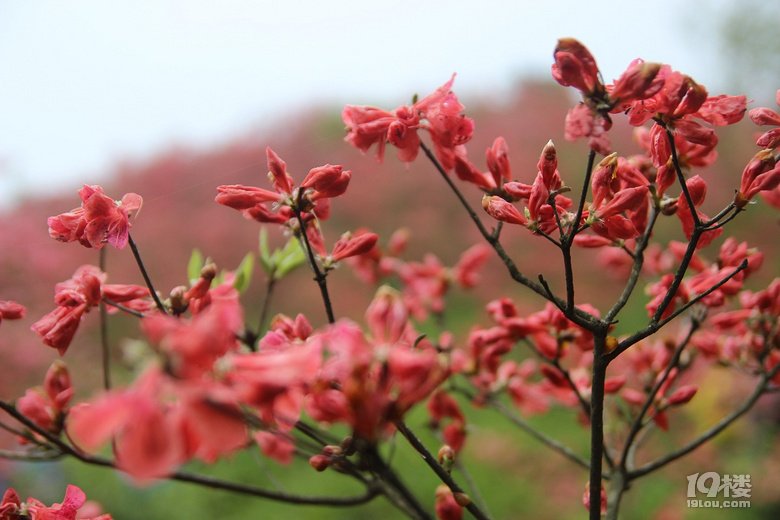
[618,319,700,472]
[101,299,147,318]
[468,391,591,471]
[292,208,335,324]
[363,444,434,520]
[418,141,594,329]
[665,128,700,228]
[566,149,597,246]
[605,202,660,324]
[127,234,168,315]
[0,399,380,507]
[629,360,780,479]
[394,420,492,520]
[563,149,597,313]
[589,334,608,520]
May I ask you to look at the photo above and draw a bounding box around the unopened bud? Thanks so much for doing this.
[437,445,456,472]
[604,336,619,355]
[453,492,471,507]
[667,385,698,405]
[200,263,218,280]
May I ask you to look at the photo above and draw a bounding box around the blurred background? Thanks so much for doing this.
[1,1,779,518]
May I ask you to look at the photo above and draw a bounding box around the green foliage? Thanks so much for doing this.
[258,228,306,280]
[231,252,255,293]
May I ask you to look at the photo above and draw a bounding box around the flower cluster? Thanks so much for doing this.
[47,185,142,250]
[31,265,150,355]
[343,74,474,170]
[216,148,377,267]
[0,486,110,520]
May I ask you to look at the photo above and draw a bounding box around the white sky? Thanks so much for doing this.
[0,0,736,209]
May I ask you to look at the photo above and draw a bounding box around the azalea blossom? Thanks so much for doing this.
[216,147,351,225]
[0,300,25,326]
[0,486,111,520]
[47,184,142,250]
[343,74,474,170]
[16,361,73,441]
[32,265,150,355]
[68,366,248,482]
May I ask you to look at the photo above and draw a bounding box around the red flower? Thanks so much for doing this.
[0,485,110,520]
[343,75,473,170]
[0,300,25,325]
[216,147,351,225]
[48,185,142,250]
[736,149,780,207]
[16,361,73,440]
[551,38,602,96]
[32,265,149,355]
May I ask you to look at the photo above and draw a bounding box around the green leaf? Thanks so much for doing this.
[233,252,255,293]
[187,249,205,283]
[275,236,306,278]
[258,228,276,276]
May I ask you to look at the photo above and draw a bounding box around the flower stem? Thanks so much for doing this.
[292,208,335,324]
[128,234,168,315]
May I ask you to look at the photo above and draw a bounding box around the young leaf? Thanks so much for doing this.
[233,252,255,293]
[188,249,205,283]
[276,236,306,279]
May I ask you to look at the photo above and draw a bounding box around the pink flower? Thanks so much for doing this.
[142,296,243,379]
[0,300,25,325]
[486,137,512,186]
[482,196,528,226]
[48,185,142,250]
[344,75,473,170]
[551,38,602,96]
[435,485,464,520]
[69,367,247,482]
[216,148,350,225]
[307,320,447,443]
[342,105,396,161]
[736,149,780,207]
[328,232,379,263]
[32,266,149,355]
[749,90,780,149]
[666,384,697,405]
[452,244,491,289]
[17,361,73,440]
[0,485,110,520]
[673,176,723,249]
[609,60,664,107]
[564,103,612,155]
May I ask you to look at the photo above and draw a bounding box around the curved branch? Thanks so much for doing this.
[394,420,492,520]
[629,360,780,479]
[0,399,379,507]
[128,234,168,315]
[418,142,596,330]
[608,260,748,361]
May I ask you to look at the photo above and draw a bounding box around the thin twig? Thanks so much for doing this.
[0,399,380,507]
[609,260,748,360]
[418,141,595,329]
[618,319,700,471]
[291,207,335,324]
[629,361,780,479]
[394,420,492,520]
[128,234,168,315]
